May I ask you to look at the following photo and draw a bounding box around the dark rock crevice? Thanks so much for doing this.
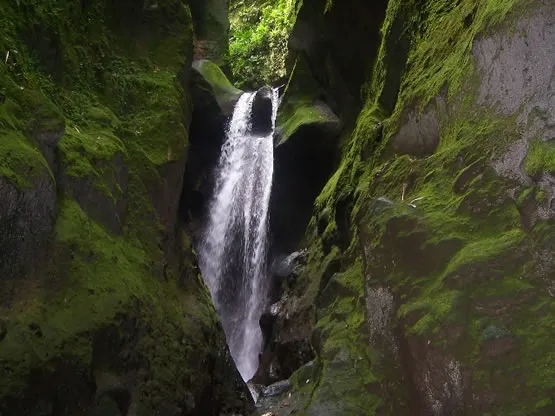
[270,125,338,254]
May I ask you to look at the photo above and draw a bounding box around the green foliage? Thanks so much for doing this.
[229,0,299,87]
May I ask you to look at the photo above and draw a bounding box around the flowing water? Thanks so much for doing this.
[199,90,279,381]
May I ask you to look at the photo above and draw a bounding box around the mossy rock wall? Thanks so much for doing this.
[265,0,555,415]
[0,1,251,414]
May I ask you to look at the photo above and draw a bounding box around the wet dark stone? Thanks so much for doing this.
[250,86,274,136]
[262,379,291,398]
[0,320,7,342]
[29,322,43,338]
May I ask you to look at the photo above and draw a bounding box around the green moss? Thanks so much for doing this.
[308,260,386,414]
[85,106,117,128]
[277,98,336,144]
[524,139,555,176]
[0,68,61,187]
[0,130,50,188]
[229,0,300,87]
[194,60,240,94]
[399,290,462,335]
[59,127,126,177]
[285,0,554,412]
[0,199,225,404]
[0,198,147,396]
[445,229,524,275]
[192,59,242,107]
[477,277,534,299]
[383,0,531,132]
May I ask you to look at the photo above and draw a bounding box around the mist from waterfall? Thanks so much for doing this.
[198,89,279,381]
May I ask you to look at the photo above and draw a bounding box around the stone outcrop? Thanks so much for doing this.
[251,86,275,136]
[192,59,242,116]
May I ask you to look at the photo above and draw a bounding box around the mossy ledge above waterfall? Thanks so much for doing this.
[255,0,555,414]
[0,1,252,414]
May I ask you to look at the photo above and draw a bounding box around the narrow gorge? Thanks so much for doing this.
[0,0,554,415]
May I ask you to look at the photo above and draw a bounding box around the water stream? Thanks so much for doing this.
[198,89,279,381]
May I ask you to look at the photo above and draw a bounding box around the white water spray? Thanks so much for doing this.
[199,89,279,381]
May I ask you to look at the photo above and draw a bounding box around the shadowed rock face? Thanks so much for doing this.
[251,87,274,136]
[0,174,56,284]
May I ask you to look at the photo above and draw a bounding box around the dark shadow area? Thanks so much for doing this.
[178,81,229,233]
[270,125,338,254]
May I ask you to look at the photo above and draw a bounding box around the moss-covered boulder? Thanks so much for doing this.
[0,1,252,414]
[276,94,341,146]
[192,59,242,115]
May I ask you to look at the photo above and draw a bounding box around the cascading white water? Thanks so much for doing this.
[199,89,279,381]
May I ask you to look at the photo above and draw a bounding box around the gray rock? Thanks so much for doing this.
[365,286,398,358]
[251,87,275,137]
[271,249,307,279]
[475,2,555,226]
[88,395,123,416]
[189,0,229,64]
[0,320,6,342]
[389,98,445,157]
[0,172,56,284]
[262,380,292,398]
[474,1,555,142]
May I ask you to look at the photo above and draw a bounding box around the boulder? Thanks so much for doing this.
[276,98,341,146]
[250,86,275,136]
[192,59,242,116]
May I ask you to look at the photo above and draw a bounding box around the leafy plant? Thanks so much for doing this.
[228,0,298,88]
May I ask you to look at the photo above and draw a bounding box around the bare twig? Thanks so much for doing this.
[407,196,424,208]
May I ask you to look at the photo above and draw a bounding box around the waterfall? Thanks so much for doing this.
[199,89,279,381]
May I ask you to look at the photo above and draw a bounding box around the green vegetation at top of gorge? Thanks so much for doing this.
[228,0,300,88]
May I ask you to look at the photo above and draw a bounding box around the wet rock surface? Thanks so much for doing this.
[251,87,275,136]
[0,173,56,285]
[389,97,445,157]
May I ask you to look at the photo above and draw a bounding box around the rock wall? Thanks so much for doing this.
[190,0,230,65]
[259,0,555,414]
[0,1,251,414]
